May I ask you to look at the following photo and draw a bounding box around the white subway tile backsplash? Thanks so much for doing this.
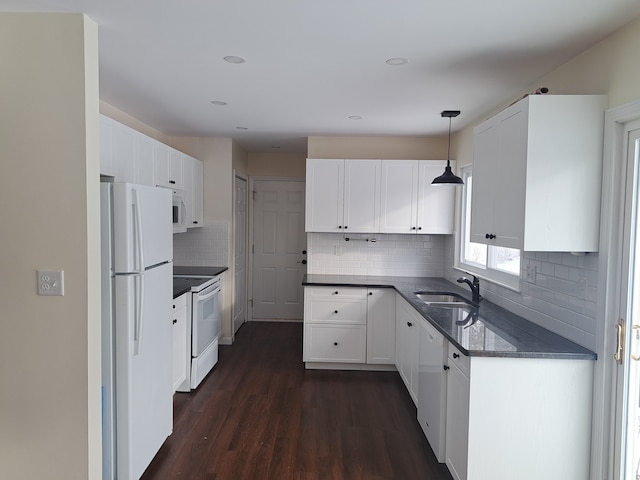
[172,221,229,267]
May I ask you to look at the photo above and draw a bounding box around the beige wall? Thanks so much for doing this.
[248,152,307,177]
[308,135,449,160]
[0,13,101,479]
[453,17,640,168]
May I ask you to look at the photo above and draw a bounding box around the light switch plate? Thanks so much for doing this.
[38,270,64,296]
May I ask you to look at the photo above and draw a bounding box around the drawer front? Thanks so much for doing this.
[304,324,367,363]
[306,286,367,300]
[306,298,367,324]
[448,342,470,378]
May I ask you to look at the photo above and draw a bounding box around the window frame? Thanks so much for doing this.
[455,164,521,291]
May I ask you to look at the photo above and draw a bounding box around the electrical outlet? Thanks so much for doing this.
[38,270,64,296]
[578,275,587,299]
[525,265,537,283]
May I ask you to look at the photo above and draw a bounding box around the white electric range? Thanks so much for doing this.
[173,266,227,391]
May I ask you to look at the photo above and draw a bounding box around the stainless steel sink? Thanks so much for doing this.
[413,291,476,308]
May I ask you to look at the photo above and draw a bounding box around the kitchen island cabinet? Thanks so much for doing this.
[471,94,607,251]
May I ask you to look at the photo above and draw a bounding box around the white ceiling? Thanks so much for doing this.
[3,0,640,152]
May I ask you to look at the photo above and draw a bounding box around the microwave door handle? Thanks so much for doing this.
[181,199,187,225]
[133,273,145,355]
[132,189,145,273]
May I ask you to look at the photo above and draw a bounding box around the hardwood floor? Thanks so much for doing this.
[142,322,453,480]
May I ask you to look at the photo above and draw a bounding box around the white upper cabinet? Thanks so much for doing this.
[470,95,607,252]
[305,159,381,233]
[156,146,185,190]
[110,119,136,183]
[99,114,115,177]
[183,154,204,228]
[133,130,155,186]
[306,158,455,234]
[380,160,455,234]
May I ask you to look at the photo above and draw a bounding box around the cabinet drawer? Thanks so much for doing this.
[306,286,367,300]
[306,299,367,324]
[304,324,366,363]
[448,343,470,378]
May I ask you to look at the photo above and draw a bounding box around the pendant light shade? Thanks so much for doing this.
[432,110,464,185]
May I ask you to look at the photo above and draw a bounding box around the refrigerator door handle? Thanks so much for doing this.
[133,273,145,355]
[132,188,145,273]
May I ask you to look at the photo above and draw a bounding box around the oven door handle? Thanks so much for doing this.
[197,284,220,300]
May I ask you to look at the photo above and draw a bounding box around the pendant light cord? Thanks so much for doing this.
[447,116,452,167]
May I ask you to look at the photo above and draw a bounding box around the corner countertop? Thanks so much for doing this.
[302,274,596,360]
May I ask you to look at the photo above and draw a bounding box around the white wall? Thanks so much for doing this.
[0,13,101,479]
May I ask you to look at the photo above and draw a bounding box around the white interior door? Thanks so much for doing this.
[233,175,248,334]
[615,126,640,480]
[252,179,306,320]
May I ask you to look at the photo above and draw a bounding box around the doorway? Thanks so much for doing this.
[251,178,306,321]
[614,123,640,480]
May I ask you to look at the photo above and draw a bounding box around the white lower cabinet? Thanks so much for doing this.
[303,287,368,364]
[444,343,470,480]
[395,296,421,405]
[418,317,448,463]
[366,288,396,364]
[443,343,593,480]
[172,293,189,393]
[303,286,396,367]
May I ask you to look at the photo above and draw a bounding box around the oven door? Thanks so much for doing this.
[191,282,221,356]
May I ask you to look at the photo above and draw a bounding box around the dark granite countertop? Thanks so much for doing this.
[173,265,228,277]
[303,274,596,360]
[173,266,228,298]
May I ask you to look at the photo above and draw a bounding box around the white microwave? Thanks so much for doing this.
[172,189,187,233]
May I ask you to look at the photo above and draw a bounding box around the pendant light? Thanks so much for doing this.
[432,110,464,185]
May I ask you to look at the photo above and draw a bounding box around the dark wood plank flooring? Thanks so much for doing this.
[142,321,453,480]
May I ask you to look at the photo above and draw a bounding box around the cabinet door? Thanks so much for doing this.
[366,288,396,364]
[445,360,470,480]
[169,148,184,190]
[305,159,344,232]
[471,104,528,249]
[134,131,155,186]
[111,121,136,183]
[191,158,204,226]
[172,294,188,393]
[99,114,115,177]
[154,142,171,188]
[343,160,381,233]
[395,297,419,404]
[418,320,447,461]
[416,161,456,234]
[380,160,419,233]
[470,121,499,245]
[183,155,194,226]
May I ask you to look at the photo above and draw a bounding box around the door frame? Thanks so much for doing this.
[232,171,249,342]
[595,99,640,479]
[247,176,306,322]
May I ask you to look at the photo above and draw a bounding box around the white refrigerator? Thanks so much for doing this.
[101,182,173,480]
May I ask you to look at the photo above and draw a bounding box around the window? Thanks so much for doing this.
[457,165,521,290]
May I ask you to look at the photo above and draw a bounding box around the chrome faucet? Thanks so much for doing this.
[457,275,482,305]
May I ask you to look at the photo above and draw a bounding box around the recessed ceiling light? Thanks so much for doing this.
[386,57,408,66]
[236,126,249,130]
[224,55,246,64]
[348,115,363,120]
[211,100,227,106]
